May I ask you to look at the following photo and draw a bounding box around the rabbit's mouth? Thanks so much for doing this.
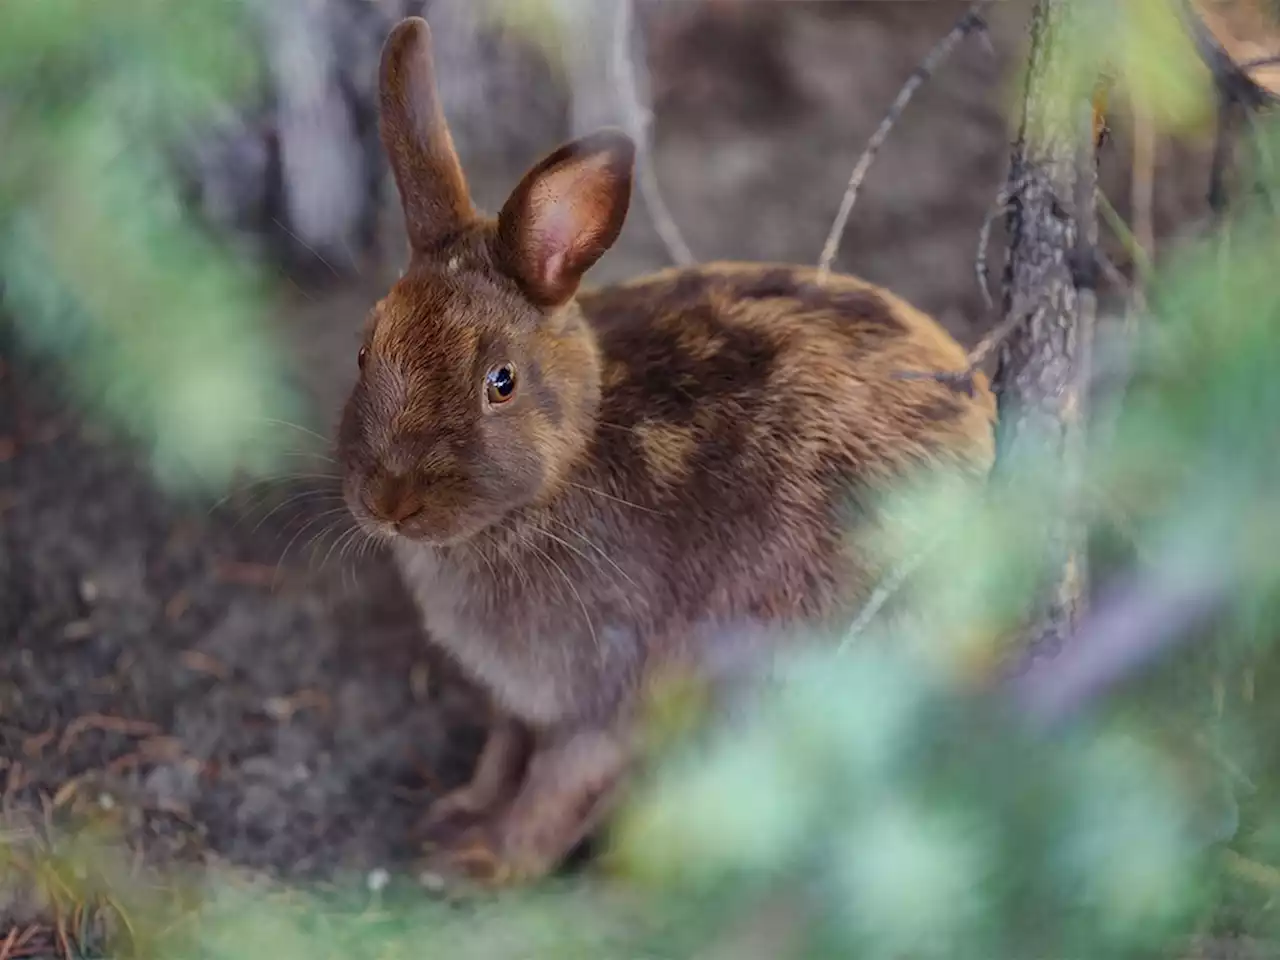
[343,480,504,547]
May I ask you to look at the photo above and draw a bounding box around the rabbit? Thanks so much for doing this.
[336,16,998,887]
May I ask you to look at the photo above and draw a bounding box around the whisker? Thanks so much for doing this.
[276,450,339,465]
[340,528,379,591]
[544,517,640,592]
[208,471,342,516]
[250,490,348,534]
[532,524,637,620]
[275,506,352,575]
[485,530,533,593]
[464,535,502,584]
[564,481,662,515]
[356,530,384,562]
[516,534,599,657]
[296,516,355,581]
[252,417,333,447]
[224,481,342,528]
[238,497,344,538]
[320,524,362,573]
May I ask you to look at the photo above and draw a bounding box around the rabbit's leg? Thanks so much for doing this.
[420,725,631,886]
[418,711,532,840]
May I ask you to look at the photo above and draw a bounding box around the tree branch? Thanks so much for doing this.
[994,0,1098,666]
[817,1,993,280]
[975,181,1017,314]
[611,0,695,267]
[893,302,1044,396]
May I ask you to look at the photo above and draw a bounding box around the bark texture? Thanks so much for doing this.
[995,0,1098,664]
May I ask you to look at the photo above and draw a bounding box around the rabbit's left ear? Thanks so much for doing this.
[495,130,635,307]
[378,17,476,254]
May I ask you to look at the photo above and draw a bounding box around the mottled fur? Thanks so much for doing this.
[337,17,996,885]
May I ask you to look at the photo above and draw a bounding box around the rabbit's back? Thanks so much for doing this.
[580,261,993,599]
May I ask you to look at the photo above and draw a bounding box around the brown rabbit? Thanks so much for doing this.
[337,16,997,886]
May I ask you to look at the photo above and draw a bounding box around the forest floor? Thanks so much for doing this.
[0,318,505,954]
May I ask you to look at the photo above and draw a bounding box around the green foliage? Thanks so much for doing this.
[0,0,304,494]
[1019,0,1215,146]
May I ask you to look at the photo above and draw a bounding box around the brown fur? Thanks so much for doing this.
[337,17,996,886]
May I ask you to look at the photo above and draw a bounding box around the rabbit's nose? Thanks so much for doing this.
[365,472,424,524]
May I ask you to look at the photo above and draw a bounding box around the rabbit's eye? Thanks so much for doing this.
[485,364,517,405]
[357,346,369,370]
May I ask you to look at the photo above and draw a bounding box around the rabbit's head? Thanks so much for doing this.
[338,18,634,544]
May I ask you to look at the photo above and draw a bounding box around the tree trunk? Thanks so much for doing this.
[995,0,1098,665]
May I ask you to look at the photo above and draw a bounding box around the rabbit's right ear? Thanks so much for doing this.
[378,17,475,253]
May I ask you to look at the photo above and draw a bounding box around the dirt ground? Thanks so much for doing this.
[0,2,1221,953]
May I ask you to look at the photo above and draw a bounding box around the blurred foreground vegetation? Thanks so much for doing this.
[0,0,306,493]
[4,1,1280,958]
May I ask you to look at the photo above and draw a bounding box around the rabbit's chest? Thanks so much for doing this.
[391,540,637,726]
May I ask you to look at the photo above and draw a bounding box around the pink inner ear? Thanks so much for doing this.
[525,160,612,289]
[530,194,579,290]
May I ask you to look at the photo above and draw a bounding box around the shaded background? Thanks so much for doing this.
[0,0,1225,899]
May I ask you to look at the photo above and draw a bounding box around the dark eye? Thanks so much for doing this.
[357,345,368,370]
[485,364,517,405]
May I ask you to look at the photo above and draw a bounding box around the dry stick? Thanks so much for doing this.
[817,0,993,279]
[611,0,694,267]
[1129,104,1156,314]
[894,303,1046,394]
[975,184,1015,313]
[1093,248,1131,296]
[1096,189,1153,282]
[841,535,942,648]
[1242,53,1280,71]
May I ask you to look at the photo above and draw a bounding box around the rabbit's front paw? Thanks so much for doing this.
[415,715,532,845]
[417,824,522,893]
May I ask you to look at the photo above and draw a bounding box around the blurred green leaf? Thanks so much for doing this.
[0,0,300,494]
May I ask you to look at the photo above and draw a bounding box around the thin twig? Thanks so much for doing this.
[1094,248,1130,296]
[1242,53,1280,71]
[975,196,1010,313]
[975,176,1030,313]
[840,534,943,648]
[57,714,160,754]
[1129,103,1156,313]
[611,0,694,267]
[1096,189,1152,284]
[893,304,1046,395]
[818,1,992,279]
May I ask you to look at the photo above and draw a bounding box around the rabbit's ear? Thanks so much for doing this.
[495,130,635,307]
[378,17,475,253]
